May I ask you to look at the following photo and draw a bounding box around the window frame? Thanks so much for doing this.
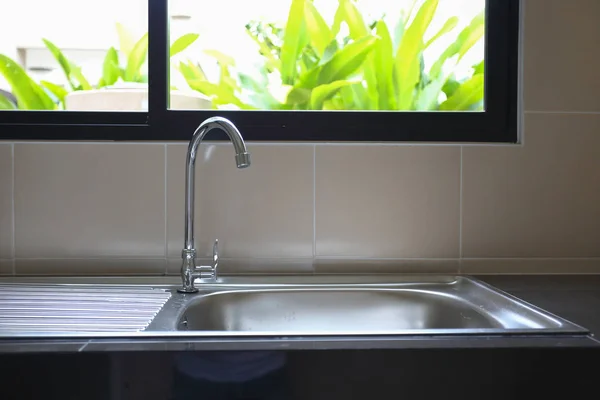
[0,0,520,143]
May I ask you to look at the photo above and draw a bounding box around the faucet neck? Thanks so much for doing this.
[183,117,249,252]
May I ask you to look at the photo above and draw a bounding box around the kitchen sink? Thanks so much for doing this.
[163,275,587,336]
[0,275,588,338]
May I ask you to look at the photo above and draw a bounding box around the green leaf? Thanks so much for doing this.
[40,80,68,104]
[187,79,253,110]
[331,3,345,38]
[245,28,281,72]
[239,72,280,109]
[310,80,357,109]
[32,81,56,110]
[301,51,319,72]
[336,0,380,107]
[331,96,347,110]
[187,79,215,95]
[204,50,236,66]
[213,56,239,93]
[424,16,459,48]
[0,93,16,109]
[124,33,148,82]
[429,12,484,79]
[222,74,238,90]
[442,76,460,98]
[318,35,379,85]
[286,87,311,105]
[324,1,379,108]
[70,64,92,90]
[187,79,220,97]
[322,99,339,110]
[394,0,439,109]
[473,60,485,75]
[239,72,265,92]
[42,38,76,90]
[0,54,53,110]
[392,17,405,53]
[280,0,306,84]
[348,84,370,109]
[116,23,135,57]
[428,44,457,79]
[373,20,396,110]
[101,47,120,87]
[404,0,420,24]
[295,64,322,90]
[440,73,484,110]
[304,1,332,56]
[179,61,206,81]
[457,12,485,61]
[339,0,369,39]
[320,40,339,65]
[414,72,447,110]
[419,61,484,111]
[170,33,199,57]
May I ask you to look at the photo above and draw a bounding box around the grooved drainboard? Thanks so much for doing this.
[0,284,170,334]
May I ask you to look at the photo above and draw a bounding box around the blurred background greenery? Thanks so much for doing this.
[0,0,485,111]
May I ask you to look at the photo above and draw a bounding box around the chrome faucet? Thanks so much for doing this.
[178,117,251,293]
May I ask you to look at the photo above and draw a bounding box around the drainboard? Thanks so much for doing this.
[0,284,170,334]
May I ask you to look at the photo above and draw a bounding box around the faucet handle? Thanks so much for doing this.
[195,240,219,281]
[212,239,219,270]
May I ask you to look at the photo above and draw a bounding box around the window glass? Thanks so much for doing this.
[168,0,485,111]
[0,0,147,111]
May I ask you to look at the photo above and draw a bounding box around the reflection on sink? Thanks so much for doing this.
[179,290,501,332]
[173,276,586,336]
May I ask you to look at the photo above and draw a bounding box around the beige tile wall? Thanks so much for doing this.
[0,0,599,275]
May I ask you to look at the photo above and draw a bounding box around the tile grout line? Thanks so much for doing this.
[163,144,168,275]
[458,146,463,274]
[524,111,600,115]
[461,257,600,261]
[315,257,460,261]
[11,256,600,261]
[312,144,317,274]
[11,143,15,275]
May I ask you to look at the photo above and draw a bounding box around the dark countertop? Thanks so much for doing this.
[478,275,600,342]
[0,275,598,352]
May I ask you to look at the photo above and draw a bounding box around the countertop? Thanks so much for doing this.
[480,275,600,340]
[0,275,598,353]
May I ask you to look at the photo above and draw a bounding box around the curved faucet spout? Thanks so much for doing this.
[179,117,251,293]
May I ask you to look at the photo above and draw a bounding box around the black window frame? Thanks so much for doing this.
[0,0,520,143]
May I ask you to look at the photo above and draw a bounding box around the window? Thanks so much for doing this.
[0,0,519,142]
[0,0,148,113]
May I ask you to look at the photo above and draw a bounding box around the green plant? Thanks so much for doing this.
[0,54,56,110]
[43,24,199,90]
[0,24,199,110]
[185,0,485,111]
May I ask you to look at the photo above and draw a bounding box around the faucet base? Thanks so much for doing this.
[177,287,199,294]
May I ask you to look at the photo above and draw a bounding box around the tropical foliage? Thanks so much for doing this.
[0,24,198,110]
[186,0,485,111]
[0,0,485,111]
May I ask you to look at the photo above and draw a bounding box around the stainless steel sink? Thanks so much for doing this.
[166,275,587,336]
[0,275,588,338]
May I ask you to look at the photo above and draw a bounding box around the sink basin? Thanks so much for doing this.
[178,289,501,332]
[172,276,586,336]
